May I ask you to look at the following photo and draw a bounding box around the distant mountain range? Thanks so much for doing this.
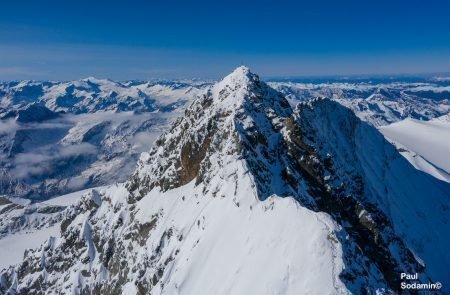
[0,79,208,200]
[0,78,209,115]
[269,80,450,126]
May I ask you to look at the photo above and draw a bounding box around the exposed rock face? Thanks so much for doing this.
[1,67,449,294]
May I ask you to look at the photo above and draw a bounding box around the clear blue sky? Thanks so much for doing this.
[1,0,450,80]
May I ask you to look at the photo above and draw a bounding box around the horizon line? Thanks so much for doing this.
[2,70,450,83]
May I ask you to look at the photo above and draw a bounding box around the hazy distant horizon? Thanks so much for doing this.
[1,66,450,83]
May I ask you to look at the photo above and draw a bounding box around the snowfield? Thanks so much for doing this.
[0,224,60,270]
[380,116,450,182]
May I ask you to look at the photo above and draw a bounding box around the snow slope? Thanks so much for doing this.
[380,116,450,181]
[120,166,344,295]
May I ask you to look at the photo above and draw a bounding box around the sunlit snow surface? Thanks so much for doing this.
[380,115,450,182]
[128,169,346,294]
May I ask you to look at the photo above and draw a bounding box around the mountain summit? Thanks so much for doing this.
[2,67,449,294]
[127,66,292,198]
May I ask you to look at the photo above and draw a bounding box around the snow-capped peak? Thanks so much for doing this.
[211,66,258,103]
[219,65,252,85]
[127,66,292,197]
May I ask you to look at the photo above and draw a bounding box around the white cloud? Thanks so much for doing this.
[11,142,98,179]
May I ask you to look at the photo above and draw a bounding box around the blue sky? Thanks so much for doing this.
[1,0,450,80]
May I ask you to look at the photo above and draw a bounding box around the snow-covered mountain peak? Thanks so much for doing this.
[127,67,292,198]
[212,66,255,99]
[207,66,291,116]
[222,65,252,82]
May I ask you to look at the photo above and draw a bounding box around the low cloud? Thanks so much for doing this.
[0,119,20,134]
[12,142,98,179]
[131,131,160,152]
